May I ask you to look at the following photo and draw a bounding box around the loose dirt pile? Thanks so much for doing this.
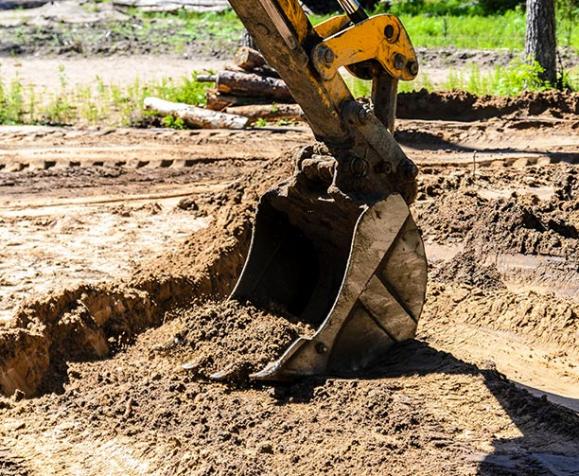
[431,250,505,290]
[398,89,579,121]
[0,146,294,396]
[417,164,579,257]
[425,282,578,355]
[169,300,313,384]
[2,304,578,475]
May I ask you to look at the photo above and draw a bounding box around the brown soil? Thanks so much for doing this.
[0,116,578,474]
[398,89,579,121]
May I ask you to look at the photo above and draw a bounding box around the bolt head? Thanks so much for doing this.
[407,60,419,76]
[320,46,335,65]
[393,53,405,70]
[315,342,328,354]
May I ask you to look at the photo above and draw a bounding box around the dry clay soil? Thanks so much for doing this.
[0,106,578,475]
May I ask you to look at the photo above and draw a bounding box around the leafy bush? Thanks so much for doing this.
[384,0,525,16]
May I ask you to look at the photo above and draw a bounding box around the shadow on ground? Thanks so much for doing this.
[272,340,579,475]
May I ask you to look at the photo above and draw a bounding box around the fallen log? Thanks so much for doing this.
[234,46,266,72]
[144,97,249,130]
[225,104,304,124]
[113,0,229,13]
[216,71,293,102]
[206,89,275,111]
[197,74,217,83]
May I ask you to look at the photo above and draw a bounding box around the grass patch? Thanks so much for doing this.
[346,60,578,97]
[131,9,244,51]
[0,67,210,127]
[313,8,577,51]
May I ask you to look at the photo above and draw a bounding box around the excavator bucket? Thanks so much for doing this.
[221,0,428,379]
[230,178,427,380]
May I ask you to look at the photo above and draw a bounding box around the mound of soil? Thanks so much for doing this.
[0,125,578,473]
[3,312,577,474]
[466,196,579,259]
[425,283,578,356]
[416,188,484,243]
[416,165,579,259]
[398,90,579,121]
[0,142,296,397]
[168,300,313,384]
[431,250,505,290]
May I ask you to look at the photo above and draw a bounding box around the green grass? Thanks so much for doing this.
[132,9,244,50]
[312,9,577,51]
[398,12,526,50]
[0,59,575,128]
[347,60,578,97]
[0,68,210,127]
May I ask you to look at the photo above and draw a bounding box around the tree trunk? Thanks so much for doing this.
[525,0,557,85]
[144,97,249,130]
[216,71,293,102]
[234,47,267,72]
[225,104,304,123]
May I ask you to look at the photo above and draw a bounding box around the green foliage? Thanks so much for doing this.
[557,0,578,48]
[347,59,570,98]
[149,73,208,106]
[0,69,210,127]
[161,115,186,129]
[558,65,579,91]
[441,60,549,95]
[398,11,528,49]
[381,0,525,16]
[0,77,24,124]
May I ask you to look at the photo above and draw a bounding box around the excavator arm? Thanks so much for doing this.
[220,0,428,381]
[228,0,419,201]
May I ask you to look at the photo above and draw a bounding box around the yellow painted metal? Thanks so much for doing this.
[277,0,311,43]
[313,14,418,81]
[314,14,349,39]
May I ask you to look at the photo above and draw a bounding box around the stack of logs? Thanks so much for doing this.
[144,47,304,129]
[200,47,304,125]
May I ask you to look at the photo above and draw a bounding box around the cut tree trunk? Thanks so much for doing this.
[234,47,266,71]
[216,71,293,102]
[525,0,557,85]
[225,104,304,123]
[144,97,249,129]
[206,89,275,111]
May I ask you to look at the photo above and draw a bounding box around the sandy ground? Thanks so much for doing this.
[0,114,578,474]
[0,56,225,90]
[0,126,309,320]
[0,55,477,92]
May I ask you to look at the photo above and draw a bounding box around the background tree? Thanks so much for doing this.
[525,0,557,85]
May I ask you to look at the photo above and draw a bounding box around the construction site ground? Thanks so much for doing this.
[0,107,578,475]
